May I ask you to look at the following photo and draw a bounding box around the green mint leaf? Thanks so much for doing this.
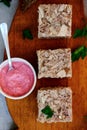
[23,29,33,40]
[0,0,11,7]
[73,25,87,38]
[73,29,83,38]
[81,47,87,59]
[41,105,54,119]
[72,45,87,62]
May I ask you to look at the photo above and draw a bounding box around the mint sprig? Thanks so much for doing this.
[23,29,33,40]
[72,45,87,62]
[73,25,87,38]
[41,105,54,119]
[0,0,11,7]
[72,24,87,62]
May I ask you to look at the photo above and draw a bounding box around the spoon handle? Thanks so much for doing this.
[0,23,12,68]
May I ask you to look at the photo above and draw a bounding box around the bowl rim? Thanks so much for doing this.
[0,57,37,100]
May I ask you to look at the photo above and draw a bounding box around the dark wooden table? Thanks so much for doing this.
[5,0,87,129]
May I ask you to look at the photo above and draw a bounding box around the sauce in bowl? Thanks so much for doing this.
[0,58,36,99]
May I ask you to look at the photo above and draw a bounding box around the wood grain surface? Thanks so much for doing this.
[5,0,87,130]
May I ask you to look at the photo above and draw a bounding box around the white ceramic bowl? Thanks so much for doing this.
[0,58,37,100]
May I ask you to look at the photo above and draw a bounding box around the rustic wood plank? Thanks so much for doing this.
[5,0,87,130]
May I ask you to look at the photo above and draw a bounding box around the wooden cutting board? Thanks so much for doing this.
[6,0,87,129]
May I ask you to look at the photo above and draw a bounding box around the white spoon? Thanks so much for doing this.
[0,23,13,70]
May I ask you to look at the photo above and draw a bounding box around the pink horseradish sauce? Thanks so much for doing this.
[0,61,34,97]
